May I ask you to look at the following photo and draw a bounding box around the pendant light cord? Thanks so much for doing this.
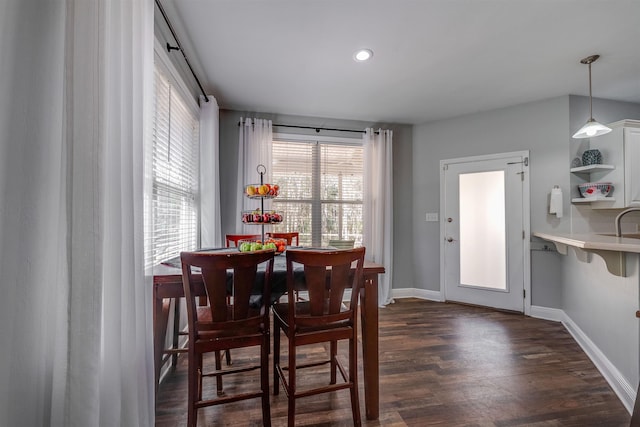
[588,61,593,120]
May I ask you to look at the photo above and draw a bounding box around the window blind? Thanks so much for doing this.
[145,65,199,269]
[271,137,363,247]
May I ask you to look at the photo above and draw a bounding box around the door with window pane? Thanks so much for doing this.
[271,136,363,247]
[442,152,528,312]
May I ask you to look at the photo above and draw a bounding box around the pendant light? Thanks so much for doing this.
[572,54,612,139]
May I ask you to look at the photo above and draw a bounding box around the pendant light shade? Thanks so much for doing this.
[572,54,612,139]
[572,118,612,139]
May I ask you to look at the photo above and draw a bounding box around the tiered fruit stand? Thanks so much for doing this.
[241,164,284,250]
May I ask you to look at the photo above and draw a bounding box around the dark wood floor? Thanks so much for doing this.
[155,298,631,426]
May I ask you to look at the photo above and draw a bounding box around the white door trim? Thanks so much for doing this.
[439,150,531,315]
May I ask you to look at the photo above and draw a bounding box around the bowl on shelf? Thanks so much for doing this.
[578,182,613,199]
[245,183,280,198]
[241,210,284,224]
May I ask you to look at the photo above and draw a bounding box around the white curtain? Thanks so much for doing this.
[0,0,155,425]
[200,95,222,248]
[236,118,273,233]
[363,128,394,306]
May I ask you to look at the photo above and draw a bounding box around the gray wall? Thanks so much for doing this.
[412,96,640,308]
[413,96,571,306]
[218,109,415,291]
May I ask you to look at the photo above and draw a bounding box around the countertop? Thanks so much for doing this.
[533,232,640,254]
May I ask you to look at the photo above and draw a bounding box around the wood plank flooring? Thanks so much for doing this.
[155,298,631,426]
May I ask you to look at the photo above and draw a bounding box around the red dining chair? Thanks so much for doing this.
[267,231,303,300]
[266,231,299,246]
[226,234,261,248]
[181,249,275,427]
[272,247,366,427]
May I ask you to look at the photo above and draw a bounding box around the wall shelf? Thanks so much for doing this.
[571,197,616,203]
[570,164,615,174]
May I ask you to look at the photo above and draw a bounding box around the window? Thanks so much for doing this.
[144,59,200,270]
[271,135,363,247]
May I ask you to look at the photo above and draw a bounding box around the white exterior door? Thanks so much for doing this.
[441,152,530,312]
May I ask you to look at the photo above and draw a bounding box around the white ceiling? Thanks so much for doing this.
[161,0,640,125]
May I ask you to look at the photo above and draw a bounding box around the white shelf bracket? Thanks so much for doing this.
[571,247,591,264]
[545,241,626,277]
[589,249,626,277]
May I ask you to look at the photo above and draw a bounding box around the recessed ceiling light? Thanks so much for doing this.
[354,49,373,62]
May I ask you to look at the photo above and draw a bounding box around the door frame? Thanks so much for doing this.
[439,151,531,315]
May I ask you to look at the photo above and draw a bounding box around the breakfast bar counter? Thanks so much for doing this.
[533,231,640,277]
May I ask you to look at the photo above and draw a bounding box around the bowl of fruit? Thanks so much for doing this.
[245,183,279,199]
[265,238,287,254]
[241,209,283,224]
[238,238,287,254]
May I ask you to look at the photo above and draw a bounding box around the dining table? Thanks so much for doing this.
[153,248,385,420]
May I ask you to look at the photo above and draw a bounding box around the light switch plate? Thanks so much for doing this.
[425,212,439,222]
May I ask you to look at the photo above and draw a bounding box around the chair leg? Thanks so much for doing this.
[330,340,337,384]
[261,334,272,427]
[349,337,361,427]
[215,350,224,396]
[187,352,199,427]
[197,353,203,401]
[225,349,232,365]
[273,320,280,395]
[287,336,296,427]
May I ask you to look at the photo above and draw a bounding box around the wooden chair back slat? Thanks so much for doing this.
[285,248,365,327]
[181,250,275,337]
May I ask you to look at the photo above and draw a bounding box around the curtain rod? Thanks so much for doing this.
[273,124,365,134]
[239,122,378,134]
[155,0,210,103]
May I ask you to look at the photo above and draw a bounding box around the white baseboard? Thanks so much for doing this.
[392,291,635,414]
[561,312,636,414]
[391,287,442,302]
[529,305,564,322]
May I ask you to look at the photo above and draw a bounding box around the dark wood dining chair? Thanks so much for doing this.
[272,247,366,427]
[266,231,299,245]
[225,233,260,247]
[181,249,275,427]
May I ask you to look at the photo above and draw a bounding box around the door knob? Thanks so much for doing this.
[447,218,453,223]
[446,237,454,242]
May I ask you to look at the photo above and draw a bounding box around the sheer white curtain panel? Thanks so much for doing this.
[200,95,222,248]
[236,118,273,233]
[0,0,155,425]
[363,128,394,306]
